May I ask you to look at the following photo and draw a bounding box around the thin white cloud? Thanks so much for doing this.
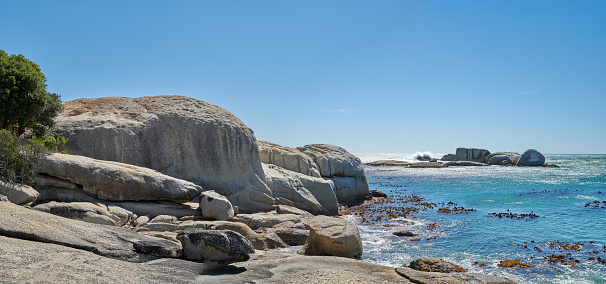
[322,108,358,113]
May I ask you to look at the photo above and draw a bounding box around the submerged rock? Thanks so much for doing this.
[409,257,467,273]
[52,96,275,213]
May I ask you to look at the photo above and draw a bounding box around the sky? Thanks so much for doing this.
[2,0,605,154]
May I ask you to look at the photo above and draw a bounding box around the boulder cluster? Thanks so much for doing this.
[0,95,369,272]
[441,147,556,167]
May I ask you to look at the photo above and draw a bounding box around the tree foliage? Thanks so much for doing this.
[0,50,63,136]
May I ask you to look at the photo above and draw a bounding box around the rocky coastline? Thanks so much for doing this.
[0,96,513,283]
[366,147,559,168]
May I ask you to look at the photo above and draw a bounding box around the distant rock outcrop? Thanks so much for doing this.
[516,149,546,166]
[455,148,491,163]
[297,144,369,204]
[440,154,456,161]
[52,96,275,213]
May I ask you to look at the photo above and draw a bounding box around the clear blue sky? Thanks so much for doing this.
[2,1,605,154]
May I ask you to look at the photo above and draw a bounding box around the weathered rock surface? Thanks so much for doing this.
[263,163,338,216]
[409,257,466,273]
[440,154,456,161]
[0,202,179,262]
[177,228,254,268]
[408,162,445,168]
[0,178,39,205]
[230,212,303,230]
[132,239,182,258]
[0,194,8,202]
[298,215,363,259]
[36,153,202,202]
[0,239,415,283]
[34,174,78,189]
[259,140,322,178]
[396,268,514,284]
[455,148,491,163]
[487,155,513,165]
[486,152,521,165]
[274,204,314,219]
[298,144,369,204]
[265,227,310,246]
[445,161,489,167]
[516,149,546,166]
[52,96,275,213]
[199,190,235,220]
[33,201,135,226]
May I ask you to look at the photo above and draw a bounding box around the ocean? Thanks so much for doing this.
[350,153,606,283]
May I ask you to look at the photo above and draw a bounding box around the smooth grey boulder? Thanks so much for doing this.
[149,214,178,224]
[199,190,234,221]
[230,212,303,230]
[0,178,39,205]
[263,163,338,216]
[298,215,363,259]
[487,155,513,165]
[36,153,202,202]
[516,149,546,166]
[455,147,491,163]
[486,152,521,165]
[177,228,254,269]
[265,227,309,246]
[440,154,456,161]
[0,202,178,262]
[52,96,275,213]
[297,144,369,204]
[36,187,201,220]
[32,201,135,226]
[259,140,322,178]
[34,174,78,189]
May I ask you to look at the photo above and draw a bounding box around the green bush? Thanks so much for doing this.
[0,50,63,136]
[0,129,47,185]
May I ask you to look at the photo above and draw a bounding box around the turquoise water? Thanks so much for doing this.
[351,154,606,283]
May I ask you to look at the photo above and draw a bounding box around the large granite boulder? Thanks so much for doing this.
[52,96,275,213]
[36,153,201,202]
[0,202,180,262]
[297,144,369,204]
[33,201,135,226]
[0,178,38,205]
[440,154,456,161]
[516,149,546,166]
[36,186,201,219]
[298,215,363,259]
[486,152,520,164]
[259,141,321,178]
[455,148,491,163]
[177,228,254,269]
[487,155,513,165]
[263,163,338,216]
[199,190,234,221]
[230,212,303,230]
